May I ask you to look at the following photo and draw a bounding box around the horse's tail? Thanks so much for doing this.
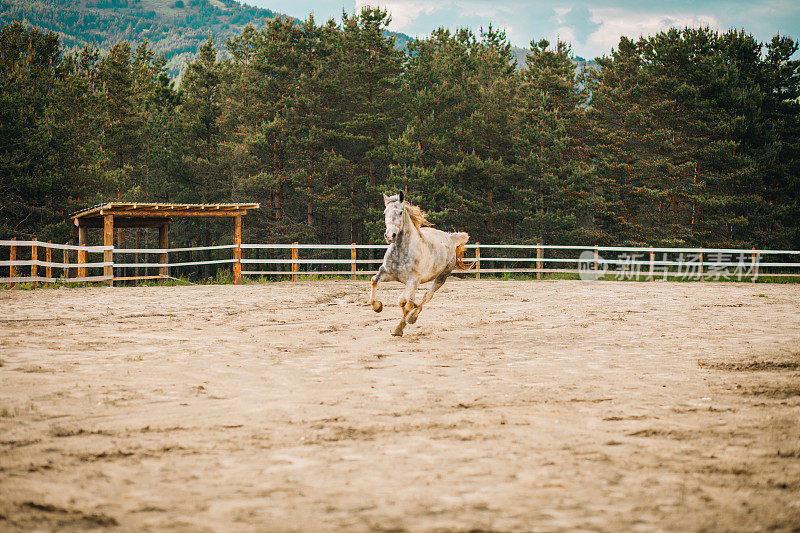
[452,232,475,271]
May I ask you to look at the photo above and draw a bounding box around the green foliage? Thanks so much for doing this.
[0,22,108,241]
[0,0,410,79]
[0,17,798,252]
[585,28,800,248]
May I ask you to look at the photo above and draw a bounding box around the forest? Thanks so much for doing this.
[1,8,799,251]
[0,0,411,78]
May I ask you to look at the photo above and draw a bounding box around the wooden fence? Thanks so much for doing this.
[0,239,112,287]
[2,240,800,287]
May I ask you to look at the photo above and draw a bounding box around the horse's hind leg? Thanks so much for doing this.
[370,267,387,312]
[407,275,447,325]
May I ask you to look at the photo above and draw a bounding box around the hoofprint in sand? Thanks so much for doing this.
[1,280,799,531]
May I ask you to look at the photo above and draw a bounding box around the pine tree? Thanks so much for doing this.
[512,38,592,244]
[0,23,107,240]
[750,35,800,248]
[332,7,404,243]
[391,27,519,242]
[178,33,226,204]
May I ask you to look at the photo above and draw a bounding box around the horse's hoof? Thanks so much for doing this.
[372,301,383,313]
[392,327,404,336]
[407,312,418,324]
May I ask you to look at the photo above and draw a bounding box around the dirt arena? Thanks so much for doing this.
[1,279,799,531]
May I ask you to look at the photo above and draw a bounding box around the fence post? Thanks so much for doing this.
[751,247,757,282]
[699,251,704,281]
[536,243,542,280]
[158,223,169,283]
[77,225,87,279]
[593,245,599,279]
[475,243,481,280]
[104,215,114,287]
[134,229,142,279]
[30,239,37,289]
[350,243,356,280]
[9,237,17,288]
[233,215,242,285]
[63,242,71,281]
[648,246,654,281]
[46,241,52,284]
[291,242,299,281]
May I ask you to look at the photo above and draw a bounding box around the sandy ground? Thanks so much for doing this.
[1,279,799,532]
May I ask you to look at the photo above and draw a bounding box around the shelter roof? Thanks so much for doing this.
[71,203,259,226]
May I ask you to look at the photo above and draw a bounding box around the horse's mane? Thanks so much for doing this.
[404,202,433,229]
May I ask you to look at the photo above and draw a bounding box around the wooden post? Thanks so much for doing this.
[63,242,70,281]
[751,247,757,283]
[9,237,16,288]
[159,223,169,282]
[475,243,481,280]
[291,242,299,282]
[648,246,654,281]
[45,241,52,284]
[77,224,87,279]
[30,239,37,288]
[134,228,142,279]
[103,215,114,286]
[536,243,542,280]
[593,245,599,275]
[116,227,123,280]
[350,243,356,280]
[233,215,242,285]
[699,252,704,281]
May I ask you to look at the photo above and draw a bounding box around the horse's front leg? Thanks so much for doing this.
[407,274,446,324]
[370,266,387,312]
[393,279,419,336]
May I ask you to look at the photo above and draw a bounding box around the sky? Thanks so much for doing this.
[241,0,800,59]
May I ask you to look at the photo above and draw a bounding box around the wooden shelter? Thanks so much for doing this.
[71,203,259,285]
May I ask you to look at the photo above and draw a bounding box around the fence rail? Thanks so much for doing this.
[2,239,800,287]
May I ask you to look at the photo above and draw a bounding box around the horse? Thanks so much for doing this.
[369,192,473,336]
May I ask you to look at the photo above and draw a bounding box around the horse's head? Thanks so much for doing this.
[382,191,405,243]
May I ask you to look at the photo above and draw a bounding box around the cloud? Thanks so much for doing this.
[558,4,600,43]
[354,0,525,37]
[587,8,722,53]
[554,25,577,44]
[354,0,438,32]
[303,0,797,59]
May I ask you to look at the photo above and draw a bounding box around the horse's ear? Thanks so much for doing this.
[398,191,404,204]
[383,193,390,206]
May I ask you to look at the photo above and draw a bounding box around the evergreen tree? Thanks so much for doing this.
[178,33,226,204]
[512,38,593,243]
[751,35,800,248]
[333,7,404,242]
[391,27,519,242]
[1,18,799,253]
[0,23,107,240]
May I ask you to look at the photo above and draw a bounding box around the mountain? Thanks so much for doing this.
[0,0,410,78]
[510,45,598,72]
[1,0,593,78]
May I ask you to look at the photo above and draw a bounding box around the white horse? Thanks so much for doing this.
[370,192,472,336]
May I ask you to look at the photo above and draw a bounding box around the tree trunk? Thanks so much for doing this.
[275,189,284,222]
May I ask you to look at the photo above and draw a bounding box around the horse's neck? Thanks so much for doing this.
[398,206,419,241]
[392,207,419,252]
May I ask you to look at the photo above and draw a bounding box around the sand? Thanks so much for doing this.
[1,279,799,532]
